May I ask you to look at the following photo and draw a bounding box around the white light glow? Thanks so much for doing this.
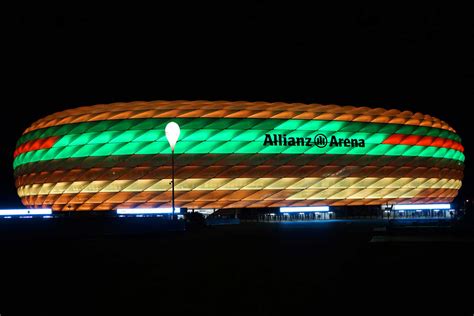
[0,209,52,216]
[393,204,450,210]
[165,122,180,151]
[280,206,330,213]
[193,209,215,215]
[116,208,180,215]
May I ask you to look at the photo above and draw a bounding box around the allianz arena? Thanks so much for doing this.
[13,100,464,211]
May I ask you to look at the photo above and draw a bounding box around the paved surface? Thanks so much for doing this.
[0,219,472,315]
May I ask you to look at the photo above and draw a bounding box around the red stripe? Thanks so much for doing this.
[383,134,464,152]
[14,136,60,158]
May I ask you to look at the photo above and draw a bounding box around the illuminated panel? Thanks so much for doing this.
[13,100,464,211]
[383,134,464,151]
[0,209,52,216]
[393,203,451,210]
[116,208,179,214]
[280,206,330,213]
[13,136,60,158]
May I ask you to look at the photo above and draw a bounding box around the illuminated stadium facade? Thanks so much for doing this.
[13,101,464,211]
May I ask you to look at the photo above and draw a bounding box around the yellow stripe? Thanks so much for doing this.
[17,177,463,198]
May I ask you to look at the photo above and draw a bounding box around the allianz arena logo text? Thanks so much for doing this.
[263,133,365,148]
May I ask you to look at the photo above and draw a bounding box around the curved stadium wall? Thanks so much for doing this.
[13,101,464,211]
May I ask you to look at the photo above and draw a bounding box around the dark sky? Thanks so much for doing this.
[2,4,473,207]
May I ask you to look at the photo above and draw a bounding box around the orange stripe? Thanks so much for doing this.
[14,136,59,158]
[23,100,457,134]
[382,134,464,152]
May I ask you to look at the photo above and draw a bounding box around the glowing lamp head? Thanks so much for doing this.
[165,122,180,152]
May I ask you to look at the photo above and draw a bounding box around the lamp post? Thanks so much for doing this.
[165,122,180,220]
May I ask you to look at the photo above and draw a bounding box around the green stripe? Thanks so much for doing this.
[13,143,464,169]
[14,118,465,169]
[17,117,462,146]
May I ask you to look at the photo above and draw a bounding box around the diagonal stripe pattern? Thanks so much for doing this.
[13,100,464,211]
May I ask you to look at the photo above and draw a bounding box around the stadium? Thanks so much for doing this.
[13,100,464,217]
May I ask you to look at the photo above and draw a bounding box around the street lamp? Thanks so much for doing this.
[165,122,180,220]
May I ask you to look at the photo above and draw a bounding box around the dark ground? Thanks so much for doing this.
[0,219,472,315]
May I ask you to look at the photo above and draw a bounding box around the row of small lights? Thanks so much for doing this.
[0,204,454,218]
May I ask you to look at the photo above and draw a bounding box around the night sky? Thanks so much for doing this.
[2,4,473,207]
